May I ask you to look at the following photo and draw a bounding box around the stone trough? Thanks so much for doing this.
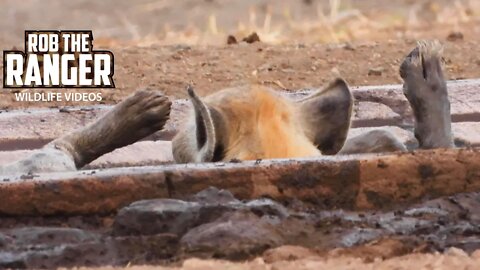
[0,148,480,216]
[1,80,480,268]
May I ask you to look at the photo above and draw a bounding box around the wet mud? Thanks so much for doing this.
[0,187,479,268]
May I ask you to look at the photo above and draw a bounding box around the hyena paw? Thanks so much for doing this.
[118,89,172,136]
[400,40,447,99]
[399,40,452,149]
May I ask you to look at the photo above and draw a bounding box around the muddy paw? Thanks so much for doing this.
[400,40,447,99]
[115,89,172,138]
[61,89,172,168]
[399,40,453,149]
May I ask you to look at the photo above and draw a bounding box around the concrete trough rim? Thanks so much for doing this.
[2,79,480,150]
[2,152,381,180]
[1,147,480,216]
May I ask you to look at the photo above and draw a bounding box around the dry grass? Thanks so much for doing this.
[99,0,480,47]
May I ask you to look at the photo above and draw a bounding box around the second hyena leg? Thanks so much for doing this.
[0,90,171,175]
[339,129,407,155]
[0,147,76,175]
[52,90,172,169]
[400,41,454,149]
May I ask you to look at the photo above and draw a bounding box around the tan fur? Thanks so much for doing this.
[415,40,444,67]
[214,85,321,160]
[172,80,354,163]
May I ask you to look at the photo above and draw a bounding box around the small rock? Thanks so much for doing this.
[340,228,384,247]
[113,197,241,237]
[447,32,464,42]
[6,227,98,246]
[0,254,26,269]
[258,63,273,72]
[368,67,384,76]
[0,233,12,248]
[171,54,182,60]
[20,242,111,268]
[114,189,291,240]
[263,245,318,263]
[246,198,289,219]
[180,211,283,260]
[19,172,39,180]
[227,35,237,45]
[0,233,178,269]
[59,107,72,113]
[192,186,240,204]
[243,32,261,44]
[80,107,95,112]
[343,43,356,51]
[113,199,201,236]
[112,234,179,263]
[281,68,295,73]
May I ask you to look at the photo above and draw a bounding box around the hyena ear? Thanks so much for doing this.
[298,78,353,155]
[186,85,217,162]
[187,86,229,162]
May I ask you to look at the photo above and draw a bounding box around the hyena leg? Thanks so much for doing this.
[339,129,407,155]
[400,41,454,149]
[0,90,171,175]
[53,90,172,168]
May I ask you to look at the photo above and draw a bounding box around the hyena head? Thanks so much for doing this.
[172,79,353,163]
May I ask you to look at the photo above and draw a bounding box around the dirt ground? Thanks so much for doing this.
[81,254,480,270]
[1,0,480,109]
[75,247,480,270]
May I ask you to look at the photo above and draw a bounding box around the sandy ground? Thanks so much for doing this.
[73,248,480,270]
[1,35,480,109]
[1,0,480,109]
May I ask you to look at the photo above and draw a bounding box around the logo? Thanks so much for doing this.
[3,30,115,88]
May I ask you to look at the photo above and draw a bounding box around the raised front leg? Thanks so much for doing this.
[400,41,454,149]
[0,90,171,175]
[52,89,172,169]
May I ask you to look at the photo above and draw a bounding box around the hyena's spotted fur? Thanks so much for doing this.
[0,41,453,174]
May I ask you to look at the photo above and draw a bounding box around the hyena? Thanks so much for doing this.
[173,40,453,163]
[0,41,452,174]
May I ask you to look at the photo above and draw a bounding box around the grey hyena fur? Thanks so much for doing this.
[0,90,171,175]
[400,40,454,149]
[340,40,453,154]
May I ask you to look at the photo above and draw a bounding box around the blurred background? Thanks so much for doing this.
[1,0,479,47]
[1,0,480,109]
